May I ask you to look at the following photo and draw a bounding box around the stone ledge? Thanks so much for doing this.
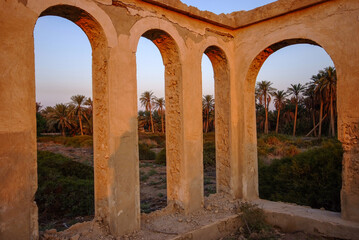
[170,215,240,240]
[140,0,331,29]
[253,199,359,240]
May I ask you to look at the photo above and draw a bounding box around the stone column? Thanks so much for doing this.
[338,69,359,223]
[0,2,38,239]
[340,123,359,222]
[104,38,141,235]
[179,46,204,213]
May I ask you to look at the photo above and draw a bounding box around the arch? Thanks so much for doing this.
[129,17,185,58]
[246,38,320,91]
[202,45,232,195]
[27,0,117,48]
[31,3,117,236]
[243,37,341,205]
[132,25,186,209]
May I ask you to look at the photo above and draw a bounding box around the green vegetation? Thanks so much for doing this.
[259,138,342,212]
[139,143,156,160]
[36,95,93,137]
[38,135,93,148]
[203,142,215,167]
[36,151,94,230]
[256,66,337,137]
[238,203,277,240]
[36,112,47,136]
[155,148,166,165]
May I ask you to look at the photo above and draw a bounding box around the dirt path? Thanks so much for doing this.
[37,142,93,166]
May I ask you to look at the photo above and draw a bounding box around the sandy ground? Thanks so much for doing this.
[40,194,338,240]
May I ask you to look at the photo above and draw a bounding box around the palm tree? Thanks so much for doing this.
[84,97,93,135]
[46,103,73,136]
[272,90,287,134]
[256,81,276,134]
[312,73,326,137]
[304,81,318,137]
[153,97,165,133]
[140,91,155,133]
[287,83,305,136]
[70,95,87,135]
[202,95,215,133]
[320,66,337,137]
[36,102,42,113]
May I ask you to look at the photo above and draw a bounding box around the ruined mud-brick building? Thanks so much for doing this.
[1,0,359,239]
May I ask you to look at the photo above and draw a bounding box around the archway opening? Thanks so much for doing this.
[250,40,342,212]
[136,29,182,213]
[34,5,109,232]
[203,46,231,196]
[136,36,167,213]
[35,15,94,231]
[202,53,216,197]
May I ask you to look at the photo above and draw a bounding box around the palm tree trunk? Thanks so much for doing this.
[206,111,209,133]
[312,109,317,137]
[61,122,65,136]
[293,103,298,136]
[330,89,335,136]
[78,115,83,135]
[275,109,280,134]
[150,110,154,133]
[318,99,323,138]
[264,93,268,134]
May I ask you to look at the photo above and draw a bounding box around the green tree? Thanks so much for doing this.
[287,83,305,136]
[320,66,337,137]
[202,95,215,133]
[153,97,165,133]
[70,95,87,136]
[84,97,93,135]
[312,73,326,137]
[256,81,276,134]
[272,90,287,134]
[46,104,73,136]
[140,91,155,133]
[36,102,46,136]
[304,81,318,137]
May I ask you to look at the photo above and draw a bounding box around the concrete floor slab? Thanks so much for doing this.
[253,199,359,240]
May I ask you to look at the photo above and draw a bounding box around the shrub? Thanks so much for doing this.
[36,113,47,136]
[265,136,281,145]
[138,133,166,148]
[139,143,156,160]
[203,142,216,167]
[239,203,277,239]
[36,151,94,223]
[38,135,93,148]
[148,134,166,148]
[259,138,343,212]
[64,135,93,148]
[203,132,215,143]
[155,148,166,165]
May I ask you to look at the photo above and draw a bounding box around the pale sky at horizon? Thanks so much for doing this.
[34,1,334,108]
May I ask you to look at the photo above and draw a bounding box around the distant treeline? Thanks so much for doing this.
[37,66,336,137]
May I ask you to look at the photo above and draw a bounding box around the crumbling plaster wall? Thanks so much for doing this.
[233,0,359,218]
[105,1,236,213]
[1,0,359,239]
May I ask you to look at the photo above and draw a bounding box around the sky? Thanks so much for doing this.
[34,1,334,108]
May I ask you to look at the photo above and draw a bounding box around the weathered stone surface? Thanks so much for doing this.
[254,199,359,240]
[1,0,359,239]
